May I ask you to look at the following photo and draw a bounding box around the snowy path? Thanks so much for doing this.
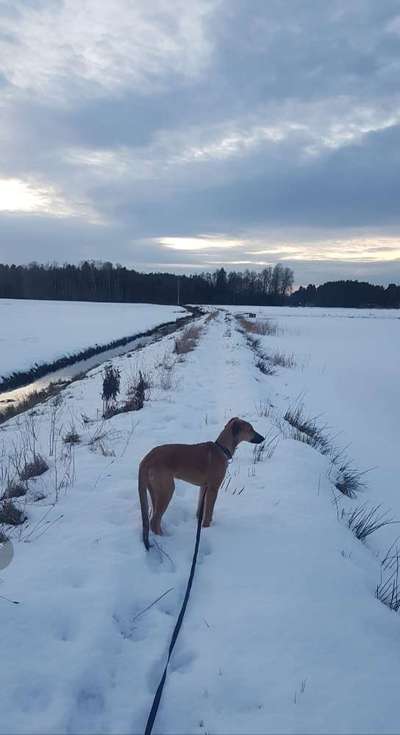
[1,311,399,734]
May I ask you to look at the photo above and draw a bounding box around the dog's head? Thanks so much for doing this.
[226,417,265,445]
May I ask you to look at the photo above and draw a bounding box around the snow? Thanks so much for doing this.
[230,305,400,554]
[0,307,399,734]
[0,299,186,381]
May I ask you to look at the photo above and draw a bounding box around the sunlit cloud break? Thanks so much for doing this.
[158,236,244,251]
[0,178,70,216]
[158,234,400,264]
[0,177,102,223]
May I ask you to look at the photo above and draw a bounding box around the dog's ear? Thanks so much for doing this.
[231,419,241,436]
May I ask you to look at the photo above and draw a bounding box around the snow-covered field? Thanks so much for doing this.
[0,299,185,382]
[230,305,400,553]
[0,307,399,734]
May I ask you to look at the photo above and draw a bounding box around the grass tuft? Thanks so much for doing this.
[123,370,149,412]
[63,427,81,445]
[4,481,27,499]
[256,399,274,418]
[255,358,275,376]
[238,317,280,336]
[102,364,121,416]
[377,543,400,612]
[0,500,26,526]
[174,325,202,355]
[104,370,151,417]
[252,430,280,464]
[238,321,293,376]
[334,463,367,499]
[270,351,296,368]
[157,353,177,391]
[19,453,49,481]
[205,310,219,322]
[280,402,367,499]
[284,403,331,455]
[347,503,397,541]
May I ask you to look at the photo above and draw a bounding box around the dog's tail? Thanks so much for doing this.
[138,462,151,550]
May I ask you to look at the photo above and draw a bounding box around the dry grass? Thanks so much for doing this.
[205,310,219,323]
[238,323,294,379]
[281,402,366,499]
[63,426,81,445]
[377,543,400,612]
[270,351,296,368]
[104,370,152,418]
[160,368,174,391]
[255,358,275,375]
[156,353,177,391]
[256,399,274,418]
[19,453,49,481]
[90,439,115,457]
[102,364,121,416]
[333,462,368,499]
[3,481,27,499]
[238,317,280,336]
[242,333,275,376]
[252,434,279,464]
[283,403,331,456]
[174,324,202,355]
[87,425,114,456]
[347,503,397,541]
[87,423,108,447]
[0,500,26,526]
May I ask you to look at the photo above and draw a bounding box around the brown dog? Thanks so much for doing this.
[138,417,265,549]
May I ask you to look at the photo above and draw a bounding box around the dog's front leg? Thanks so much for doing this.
[202,485,219,527]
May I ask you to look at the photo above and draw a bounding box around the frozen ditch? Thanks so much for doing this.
[0,307,200,421]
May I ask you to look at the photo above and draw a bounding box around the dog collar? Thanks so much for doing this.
[215,441,233,461]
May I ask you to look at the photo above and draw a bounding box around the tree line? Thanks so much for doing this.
[289,280,400,308]
[1,262,398,307]
[0,262,294,305]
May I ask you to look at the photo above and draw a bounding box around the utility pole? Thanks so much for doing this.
[177,276,180,306]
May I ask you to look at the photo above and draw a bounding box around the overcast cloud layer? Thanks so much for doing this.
[1,0,400,285]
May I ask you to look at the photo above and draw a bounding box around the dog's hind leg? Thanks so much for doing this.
[149,473,175,535]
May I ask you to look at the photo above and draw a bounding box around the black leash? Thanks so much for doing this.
[144,493,205,735]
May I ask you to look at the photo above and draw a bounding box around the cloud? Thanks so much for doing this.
[158,236,243,251]
[0,177,96,220]
[0,0,215,102]
[1,0,400,285]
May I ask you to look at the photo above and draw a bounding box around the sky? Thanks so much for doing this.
[1,0,400,286]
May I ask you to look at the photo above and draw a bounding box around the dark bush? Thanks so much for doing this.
[102,365,121,415]
[0,500,26,526]
[19,454,49,481]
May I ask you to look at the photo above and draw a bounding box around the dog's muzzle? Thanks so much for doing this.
[251,432,265,444]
